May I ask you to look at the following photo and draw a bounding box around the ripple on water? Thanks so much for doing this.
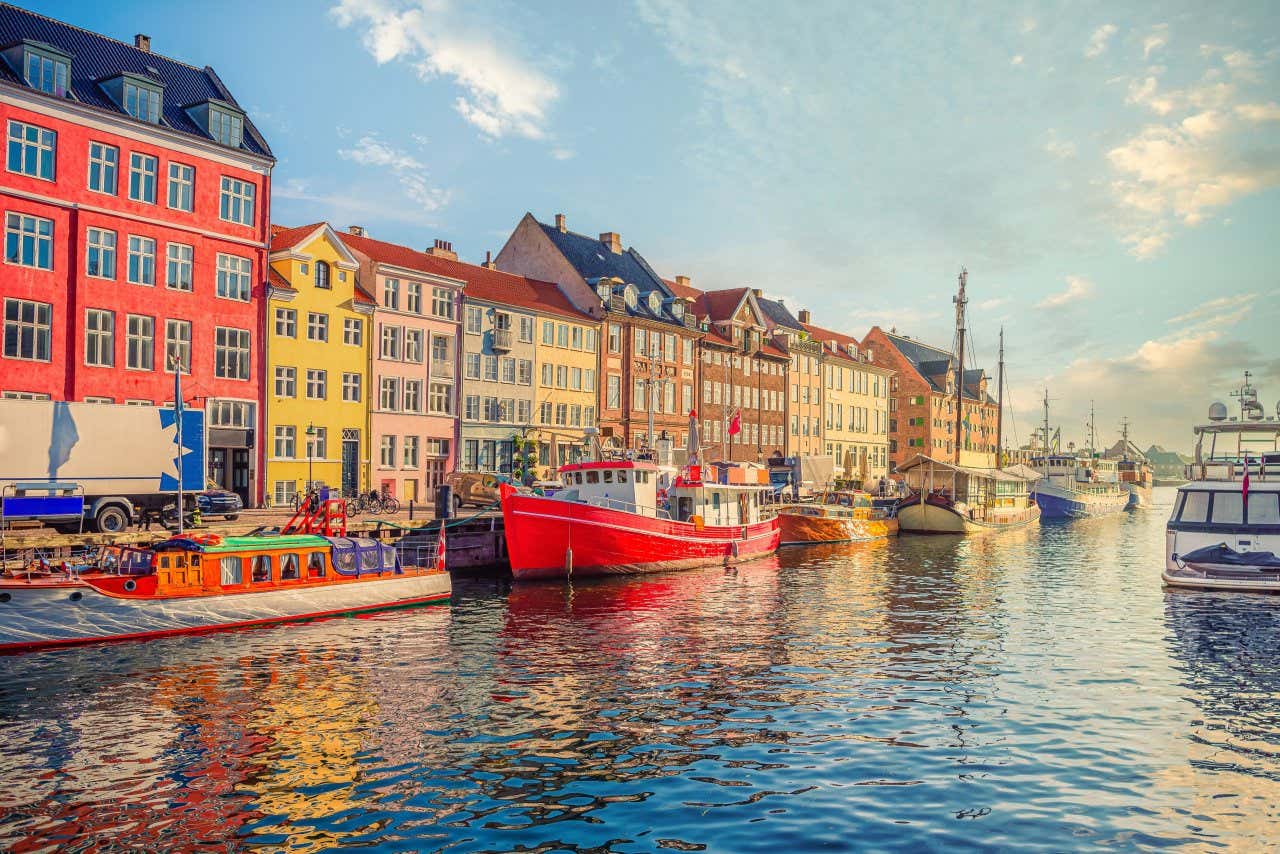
[1,496,1278,850]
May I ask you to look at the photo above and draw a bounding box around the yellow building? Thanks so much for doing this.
[531,296,600,476]
[265,223,373,506]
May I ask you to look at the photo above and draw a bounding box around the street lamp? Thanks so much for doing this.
[305,422,316,492]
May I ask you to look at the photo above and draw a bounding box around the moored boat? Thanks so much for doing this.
[1029,393,1130,519]
[896,455,1041,533]
[0,502,450,653]
[776,490,898,544]
[1164,374,1280,592]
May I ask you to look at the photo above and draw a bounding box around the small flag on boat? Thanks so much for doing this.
[728,409,742,436]
[435,523,447,572]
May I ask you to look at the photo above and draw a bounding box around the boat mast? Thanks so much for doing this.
[1088,400,1096,457]
[1120,416,1130,460]
[996,326,1004,469]
[952,268,967,465]
[1042,388,1051,455]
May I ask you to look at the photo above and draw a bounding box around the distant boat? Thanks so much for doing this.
[1030,393,1130,519]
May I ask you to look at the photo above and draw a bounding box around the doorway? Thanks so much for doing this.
[342,438,359,496]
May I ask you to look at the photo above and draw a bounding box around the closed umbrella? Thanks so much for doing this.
[687,409,701,467]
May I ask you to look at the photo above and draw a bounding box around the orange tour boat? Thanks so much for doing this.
[775,490,899,545]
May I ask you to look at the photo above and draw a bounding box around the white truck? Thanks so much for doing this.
[0,399,205,533]
[767,454,836,499]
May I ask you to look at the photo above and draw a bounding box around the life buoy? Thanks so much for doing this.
[192,533,223,546]
[656,488,669,503]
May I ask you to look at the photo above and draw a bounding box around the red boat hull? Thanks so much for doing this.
[500,490,780,580]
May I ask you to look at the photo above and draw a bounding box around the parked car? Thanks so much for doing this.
[198,487,243,521]
[443,471,512,513]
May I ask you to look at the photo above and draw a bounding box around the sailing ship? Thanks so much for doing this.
[1165,373,1280,591]
[776,490,899,544]
[896,271,1042,534]
[499,416,779,580]
[0,500,451,653]
[1030,395,1131,519]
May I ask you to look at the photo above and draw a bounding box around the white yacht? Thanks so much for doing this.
[1164,374,1280,592]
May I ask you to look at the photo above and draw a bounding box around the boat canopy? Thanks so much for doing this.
[896,455,1040,483]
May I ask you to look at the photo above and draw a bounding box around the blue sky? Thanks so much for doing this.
[36,0,1280,451]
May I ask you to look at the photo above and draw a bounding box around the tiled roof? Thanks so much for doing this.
[757,297,801,331]
[701,324,789,359]
[269,222,323,252]
[880,332,993,402]
[0,4,272,158]
[267,266,292,290]
[341,232,467,283]
[662,277,702,300]
[692,287,749,322]
[801,321,863,362]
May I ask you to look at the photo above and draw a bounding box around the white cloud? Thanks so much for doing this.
[1037,275,1095,309]
[977,297,1007,311]
[1166,293,1258,329]
[1044,131,1077,159]
[1020,18,1037,34]
[1143,24,1168,59]
[1085,24,1118,59]
[338,134,451,211]
[1010,54,1024,67]
[330,0,559,140]
[550,147,575,161]
[275,177,440,226]
[1235,102,1280,122]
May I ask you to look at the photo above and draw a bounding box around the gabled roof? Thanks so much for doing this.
[463,269,592,322]
[692,287,751,323]
[0,4,272,158]
[269,222,324,252]
[757,297,802,331]
[340,232,467,284]
[700,323,788,359]
[662,277,702,300]
[878,331,995,404]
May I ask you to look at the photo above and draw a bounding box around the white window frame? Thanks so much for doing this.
[167,162,195,212]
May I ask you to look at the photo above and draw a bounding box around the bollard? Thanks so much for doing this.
[436,483,453,520]
[409,499,414,521]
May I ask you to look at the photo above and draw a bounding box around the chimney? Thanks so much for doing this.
[555,213,566,232]
[752,288,762,298]
[798,308,811,324]
[347,225,366,237]
[134,33,151,52]
[674,275,691,290]
[426,238,458,261]
[483,250,497,270]
[600,232,622,254]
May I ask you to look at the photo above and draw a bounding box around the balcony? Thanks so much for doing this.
[492,328,513,352]
[431,360,455,379]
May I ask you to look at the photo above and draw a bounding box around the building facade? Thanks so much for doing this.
[0,6,274,503]
[264,223,371,506]
[802,322,893,485]
[530,303,600,475]
[341,231,461,503]
[495,213,699,453]
[755,301,825,458]
[862,326,999,472]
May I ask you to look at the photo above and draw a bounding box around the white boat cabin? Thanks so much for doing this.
[667,466,769,527]
[553,460,768,527]
[556,460,660,516]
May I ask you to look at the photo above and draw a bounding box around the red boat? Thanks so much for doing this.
[500,458,779,580]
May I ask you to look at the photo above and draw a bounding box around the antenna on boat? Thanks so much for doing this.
[1088,400,1097,458]
[996,326,1004,469]
[952,268,968,465]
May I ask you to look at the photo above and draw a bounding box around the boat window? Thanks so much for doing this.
[280,553,300,580]
[1178,491,1210,524]
[637,471,649,484]
[220,556,242,585]
[618,471,629,483]
[712,492,721,511]
[308,551,327,577]
[361,546,379,572]
[1249,492,1280,525]
[251,554,272,583]
[586,471,600,484]
[190,555,201,566]
[159,556,171,569]
[603,470,614,483]
[1211,492,1244,525]
[381,544,398,570]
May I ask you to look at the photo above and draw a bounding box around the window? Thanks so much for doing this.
[381,325,402,360]
[517,400,531,424]
[466,306,483,334]
[407,281,422,314]
[6,121,55,180]
[519,316,534,343]
[123,80,162,122]
[306,312,329,342]
[314,260,330,289]
[608,323,621,353]
[501,357,516,384]
[1251,493,1280,525]
[431,334,451,366]
[128,153,157,203]
[403,436,420,468]
[220,556,243,586]
[307,551,326,578]
[214,327,250,380]
[343,317,363,346]
[3,298,51,361]
[275,308,296,338]
[126,315,154,371]
[306,426,327,461]
[86,228,116,278]
[570,366,582,390]
[162,162,195,212]
[404,379,423,412]
[166,243,193,291]
[484,355,499,382]
[539,401,552,424]
[274,366,296,397]
[85,142,119,195]
[216,253,252,301]
[555,403,568,426]
[379,377,400,410]
[585,328,598,353]
[542,320,554,345]
[464,353,481,380]
[405,329,424,363]
[159,319,190,373]
[383,278,400,310]
[571,326,583,349]
[306,368,327,400]
[219,176,255,226]
[634,378,647,411]
[464,394,480,420]
[682,383,693,415]
[683,338,694,363]
[209,105,243,148]
[84,309,114,367]
[127,235,156,285]
[557,324,569,348]
[5,212,53,269]
[23,47,69,96]
[607,375,621,409]
[429,382,452,415]
[555,365,568,388]
[1210,492,1244,525]
[517,359,532,385]
[431,287,454,319]
[380,435,397,467]
[342,372,362,402]
[279,553,300,581]
[541,363,553,387]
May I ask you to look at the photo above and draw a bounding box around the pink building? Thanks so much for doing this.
[341,229,461,503]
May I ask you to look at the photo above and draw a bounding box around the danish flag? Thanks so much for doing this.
[1242,454,1250,507]
[728,409,742,436]
[435,523,447,572]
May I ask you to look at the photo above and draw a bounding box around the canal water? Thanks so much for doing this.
[2,489,1278,851]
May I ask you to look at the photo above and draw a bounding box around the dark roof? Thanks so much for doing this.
[881,332,994,403]
[536,220,683,325]
[757,297,801,331]
[691,287,749,322]
[0,4,272,158]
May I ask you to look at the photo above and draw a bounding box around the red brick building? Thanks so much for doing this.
[0,7,274,503]
[862,326,998,472]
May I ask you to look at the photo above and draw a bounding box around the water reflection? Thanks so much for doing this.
[1,504,1279,851]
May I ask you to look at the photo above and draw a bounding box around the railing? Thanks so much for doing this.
[585,494,672,520]
[492,328,513,351]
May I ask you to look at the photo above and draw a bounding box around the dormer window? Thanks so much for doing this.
[672,301,685,320]
[22,44,70,96]
[596,281,611,303]
[315,261,330,289]
[124,79,162,123]
[623,284,638,310]
[647,291,661,314]
[209,105,243,148]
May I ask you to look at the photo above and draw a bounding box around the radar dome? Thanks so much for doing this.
[1208,402,1228,422]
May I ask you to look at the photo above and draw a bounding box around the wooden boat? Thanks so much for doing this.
[896,455,1041,533]
[499,458,779,581]
[0,501,449,653]
[776,490,898,544]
